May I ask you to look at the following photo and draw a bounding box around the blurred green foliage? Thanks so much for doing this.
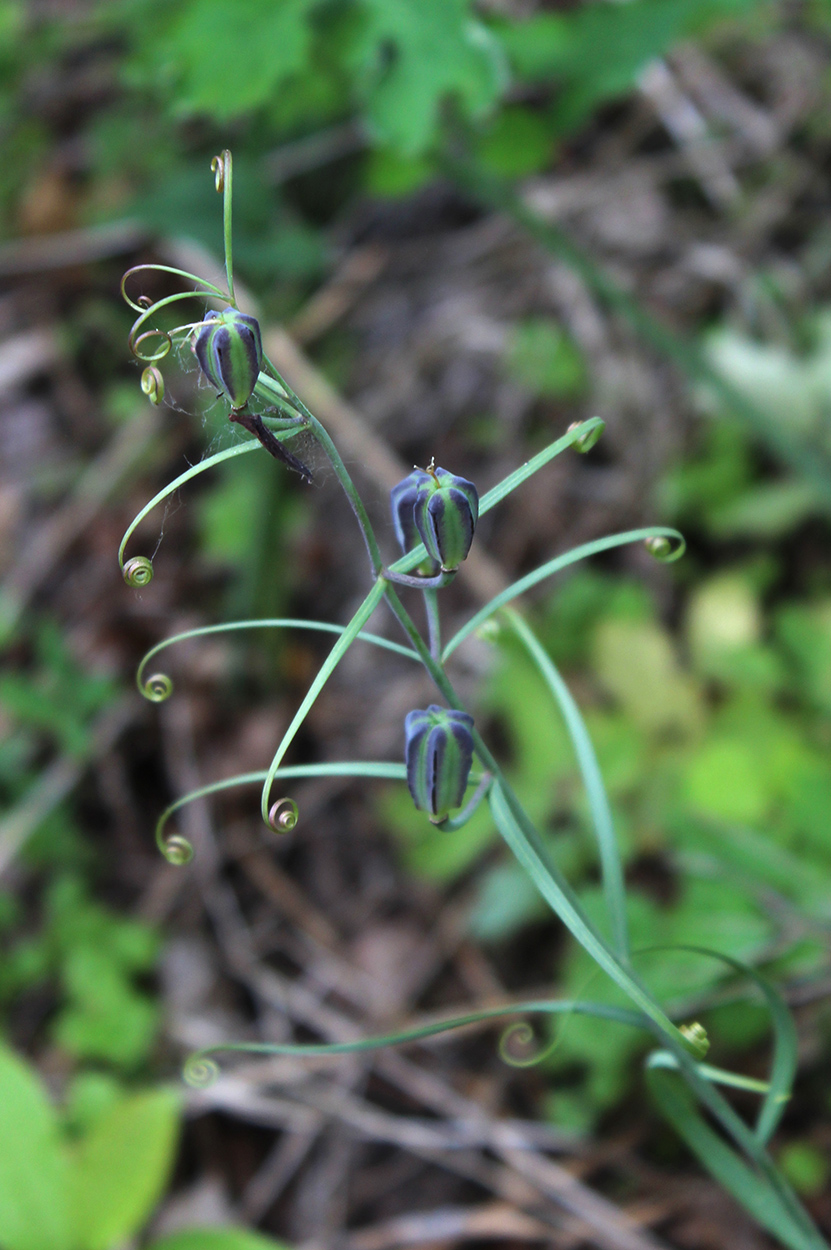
[0,623,161,1069]
[0,1044,292,1249]
[0,0,768,301]
[386,379,831,1126]
[0,874,161,1068]
[388,556,831,1126]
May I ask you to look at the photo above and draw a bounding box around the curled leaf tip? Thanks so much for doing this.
[268,797,299,833]
[680,1020,710,1056]
[211,151,230,193]
[163,835,194,866]
[141,365,164,406]
[183,1054,220,1087]
[567,419,604,453]
[123,555,154,587]
[498,1020,558,1068]
[143,672,173,703]
[644,533,685,563]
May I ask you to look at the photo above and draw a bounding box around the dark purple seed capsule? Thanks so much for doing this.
[390,469,439,573]
[404,704,475,822]
[194,307,263,409]
[414,467,479,572]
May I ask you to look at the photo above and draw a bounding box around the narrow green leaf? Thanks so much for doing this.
[505,608,628,960]
[184,996,646,1078]
[488,782,691,1050]
[68,1088,180,1250]
[647,1065,819,1250]
[478,417,604,515]
[155,762,412,857]
[443,527,684,660]
[137,617,418,696]
[260,579,387,823]
[657,945,797,1145]
[119,441,259,574]
[0,1046,71,1250]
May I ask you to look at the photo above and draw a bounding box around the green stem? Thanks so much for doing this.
[424,588,442,663]
[219,149,235,306]
[255,371,384,575]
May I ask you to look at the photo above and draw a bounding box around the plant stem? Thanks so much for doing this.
[424,588,441,663]
[256,371,385,576]
[220,149,235,305]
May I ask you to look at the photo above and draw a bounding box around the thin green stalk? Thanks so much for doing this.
[215,149,235,306]
[423,588,441,662]
[255,372,385,575]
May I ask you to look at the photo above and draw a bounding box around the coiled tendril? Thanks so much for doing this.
[183,1053,220,1088]
[162,834,194,866]
[130,326,174,365]
[141,366,165,405]
[268,797,299,833]
[142,672,173,703]
[680,1020,710,1055]
[498,1020,560,1068]
[567,418,605,453]
[123,556,154,587]
[644,534,685,563]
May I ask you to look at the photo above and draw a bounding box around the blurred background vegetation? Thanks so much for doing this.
[2,0,831,1246]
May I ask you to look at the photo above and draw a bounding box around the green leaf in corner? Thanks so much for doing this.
[152,1230,291,1250]
[68,1088,180,1250]
[155,0,319,118]
[0,1046,71,1250]
[355,0,507,154]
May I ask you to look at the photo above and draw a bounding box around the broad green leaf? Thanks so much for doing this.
[686,574,762,674]
[0,1046,71,1250]
[355,0,507,153]
[777,599,831,714]
[500,0,755,131]
[54,943,160,1068]
[476,106,554,178]
[152,1229,291,1250]
[159,0,318,118]
[592,618,703,737]
[469,860,549,939]
[683,737,770,824]
[68,1088,180,1250]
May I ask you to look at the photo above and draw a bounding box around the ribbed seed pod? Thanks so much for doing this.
[405,705,475,822]
[194,307,263,409]
[414,467,479,572]
[390,469,439,573]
